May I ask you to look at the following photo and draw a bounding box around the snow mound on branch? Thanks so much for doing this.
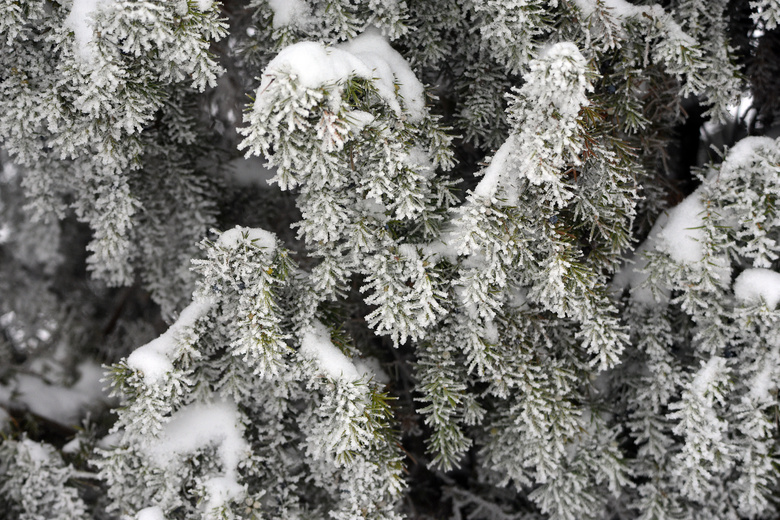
[64,0,114,60]
[733,268,780,309]
[611,212,669,305]
[0,362,107,425]
[656,190,706,264]
[143,401,248,513]
[267,0,311,27]
[217,226,277,251]
[300,321,361,381]
[258,28,426,122]
[718,136,778,179]
[136,506,166,520]
[127,298,213,384]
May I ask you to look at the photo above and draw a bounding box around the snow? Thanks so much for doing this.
[718,136,777,180]
[144,401,248,512]
[19,439,50,465]
[346,110,376,133]
[733,268,780,309]
[136,506,166,520]
[340,28,426,122]
[64,0,114,61]
[656,190,706,264]
[749,361,776,403]
[573,0,643,19]
[299,321,361,381]
[473,138,514,200]
[0,362,107,425]
[62,437,81,454]
[262,42,370,91]
[201,476,245,513]
[147,401,247,474]
[354,357,390,385]
[259,29,426,122]
[267,0,310,28]
[127,298,214,384]
[690,357,727,398]
[217,226,277,251]
[197,0,214,11]
[611,213,669,305]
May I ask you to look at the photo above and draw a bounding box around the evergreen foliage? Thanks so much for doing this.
[1,1,779,519]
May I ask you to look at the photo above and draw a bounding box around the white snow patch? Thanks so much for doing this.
[201,477,245,514]
[749,361,777,404]
[611,212,669,305]
[718,136,778,180]
[421,236,459,263]
[262,42,371,90]
[0,362,107,425]
[64,0,114,61]
[144,401,248,512]
[354,357,390,385]
[733,268,780,309]
[267,0,310,27]
[217,226,277,251]
[127,298,214,384]
[346,110,376,133]
[196,0,214,11]
[259,29,426,122]
[690,357,727,398]
[299,321,361,381]
[136,506,166,520]
[19,439,51,465]
[339,28,426,122]
[62,438,81,454]
[473,138,515,200]
[656,190,706,264]
[573,0,643,18]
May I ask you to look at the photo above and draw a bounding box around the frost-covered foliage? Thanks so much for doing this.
[1,1,780,520]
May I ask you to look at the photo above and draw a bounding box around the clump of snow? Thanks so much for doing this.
[573,0,642,19]
[143,401,248,512]
[259,29,426,122]
[196,0,214,11]
[146,401,247,475]
[19,439,51,465]
[346,110,376,133]
[656,190,706,264]
[339,28,426,122]
[611,213,669,305]
[217,226,277,251]
[64,0,114,61]
[261,42,370,91]
[201,476,245,513]
[127,298,214,384]
[0,362,108,425]
[62,437,81,454]
[749,362,777,404]
[354,357,390,385]
[733,268,780,309]
[718,136,777,180]
[473,138,514,200]
[299,321,361,381]
[267,0,310,28]
[690,357,728,398]
[136,506,166,520]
